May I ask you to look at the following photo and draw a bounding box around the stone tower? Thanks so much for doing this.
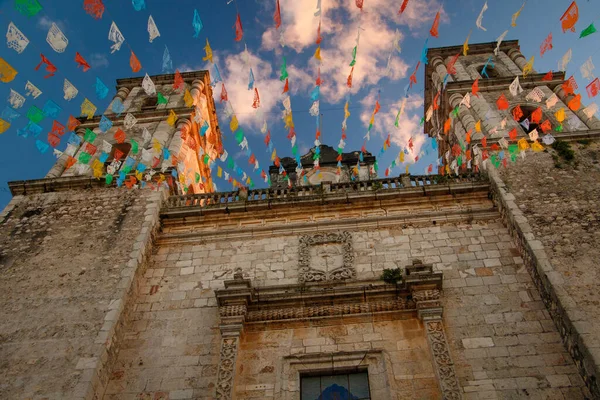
[424,40,600,172]
[269,144,376,187]
[46,70,223,194]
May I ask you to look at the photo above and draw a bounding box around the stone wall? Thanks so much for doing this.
[492,140,600,397]
[105,190,589,399]
[0,187,165,399]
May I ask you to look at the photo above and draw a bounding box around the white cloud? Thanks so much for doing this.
[37,16,67,32]
[89,53,109,69]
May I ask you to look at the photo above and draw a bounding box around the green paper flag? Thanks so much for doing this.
[122,165,132,174]
[227,158,234,169]
[556,125,563,132]
[26,106,44,123]
[15,0,42,17]
[457,156,462,166]
[292,144,298,155]
[157,92,168,104]
[106,174,113,185]
[349,46,357,67]
[508,144,518,155]
[580,23,597,38]
[452,106,459,117]
[84,128,96,144]
[131,139,139,155]
[391,160,396,168]
[420,117,425,126]
[203,154,209,164]
[79,152,91,164]
[280,56,288,81]
[195,172,200,183]
[234,129,244,144]
[373,160,378,172]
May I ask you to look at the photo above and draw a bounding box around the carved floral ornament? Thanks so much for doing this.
[298,231,355,283]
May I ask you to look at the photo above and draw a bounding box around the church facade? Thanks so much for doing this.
[1,40,599,400]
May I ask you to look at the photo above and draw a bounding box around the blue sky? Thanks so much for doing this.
[0,0,599,208]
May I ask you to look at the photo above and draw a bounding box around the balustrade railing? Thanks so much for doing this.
[165,174,484,209]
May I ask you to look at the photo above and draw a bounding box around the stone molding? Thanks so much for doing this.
[487,166,600,398]
[297,231,355,283]
[215,336,240,400]
[424,320,462,400]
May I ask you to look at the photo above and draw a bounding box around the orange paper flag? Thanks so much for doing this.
[273,0,281,29]
[430,12,440,38]
[399,0,410,14]
[67,115,81,131]
[114,128,126,144]
[234,14,243,41]
[568,93,581,111]
[75,52,91,72]
[542,71,553,81]
[444,118,451,134]
[130,51,142,73]
[560,2,579,33]
[531,108,542,123]
[508,128,517,141]
[282,78,289,94]
[347,67,354,88]
[512,105,524,121]
[472,78,479,96]
[433,91,440,110]
[35,54,57,78]
[496,94,509,110]
[173,69,184,92]
[252,88,260,109]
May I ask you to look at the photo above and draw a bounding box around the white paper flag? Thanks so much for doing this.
[148,15,160,43]
[63,79,78,101]
[53,148,63,158]
[261,120,268,134]
[65,143,78,156]
[583,103,598,119]
[309,100,319,116]
[546,93,559,108]
[8,89,25,109]
[282,96,291,112]
[476,2,488,31]
[460,93,471,109]
[142,127,151,144]
[47,23,68,53]
[581,57,595,81]
[124,113,137,129]
[101,140,113,153]
[529,129,539,141]
[108,22,125,53]
[220,149,228,162]
[6,22,29,54]
[494,30,508,55]
[542,134,555,145]
[426,105,434,121]
[25,81,42,98]
[526,87,545,103]
[509,76,523,97]
[558,49,572,72]
[498,137,509,149]
[239,137,248,149]
[142,73,156,95]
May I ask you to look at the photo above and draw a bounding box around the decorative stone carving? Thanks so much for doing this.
[412,289,441,302]
[219,305,247,318]
[425,320,462,400]
[215,336,239,400]
[298,231,355,283]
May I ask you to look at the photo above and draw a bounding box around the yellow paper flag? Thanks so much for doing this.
[399,151,405,163]
[230,115,239,132]
[283,112,294,129]
[511,2,525,27]
[522,56,534,78]
[153,139,162,153]
[475,120,481,133]
[555,108,565,123]
[167,109,177,126]
[217,166,222,178]
[0,118,10,134]
[344,101,350,119]
[271,149,277,161]
[203,39,213,63]
[531,140,544,152]
[406,164,410,174]
[463,30,471,56]
[518,138,530,151]
[315,46,321,61]
[0,58,17,83]
[81,98,97,119]
[184,89,194,107]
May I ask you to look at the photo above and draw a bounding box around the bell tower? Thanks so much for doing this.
[424,40,600,173]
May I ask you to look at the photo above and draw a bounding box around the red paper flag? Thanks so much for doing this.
[568,93,581,111]
[65,156,77,170]
[374,100,381,115]
[114,148,125,161]
[562,77,576,96]
[347,67,354,88]
[427,164,433,174]
[509,128,517,141]
[220,83,228,103]
[130,51,142,73]
[75,52,91,72]
[540,33,553,57]
[274,157,280,167]
[491,143,500,151]
[273,0,282,29]
[248,154,256,165]
[409,62,420,87]
[173,69,184,92]
[496,94,509,110]
[85,143,97,155]
[316,21,322,44]
[234,14,243,41]
[48,133,60,147]
[287,127,296,139]
[252,88,260,109]
[67,115,81,131]
[430,12,440,38]
[114,128,126,144]
[586,78,600,98]
[83,0,105,20]
[356,0,364,10]
[399,0,410,14]
[433,91,440,110]
[51,120,65,136]
[531,108,542,123]
[446,53,460,75]
[316,68,323,86]
[282,78,289,93]
[451,144,461,156]
[540,120,552,133]
[408,138,414,151]
[512,105,524,121]
[444,118,452,134]
[542,71,553,81]
[472,78,479,96]
[560,1,579,33]
[35,54,57,78]
[264,130,271,146]
[482,136,487,147]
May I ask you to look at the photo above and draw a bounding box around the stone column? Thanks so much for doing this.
[507,48,527,71]
[45,127,86,178]
[470,94,505,139]
[431,56,453,90]
[162,118,192,167]
[190,79,206,107]
[449,93,477,135]
[553,85,600,130]
[215,271,252,400]
[413,288,462,400]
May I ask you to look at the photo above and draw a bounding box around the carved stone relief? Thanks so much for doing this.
[215,336,239,400]
[298,231,355,283]
[425,320,462,400]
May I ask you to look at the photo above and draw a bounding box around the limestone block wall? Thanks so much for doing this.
[104,203,589,399]
[0,187,165,400]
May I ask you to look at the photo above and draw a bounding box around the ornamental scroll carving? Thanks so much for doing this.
[215,337,239,400]
[298,231,355,283]
[425,320,462,400]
